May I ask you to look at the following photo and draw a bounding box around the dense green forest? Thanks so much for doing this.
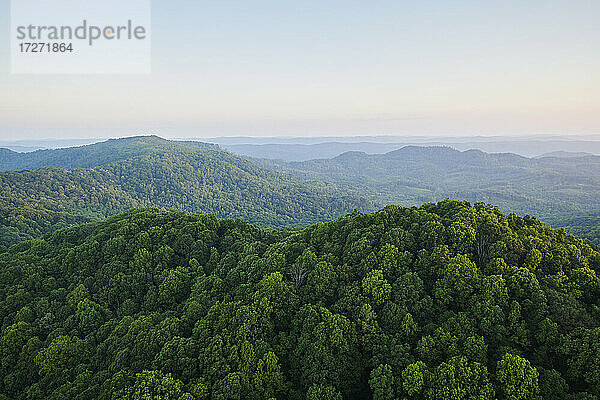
[550,215,600,247]
[0,137,218,172]
[0,137,368,251]
[1,201,599,399]
[2,136,599,249]
[0,136,600,251]
[257,146,600,244]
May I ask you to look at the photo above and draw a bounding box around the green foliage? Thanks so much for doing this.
[259,146,600,245]
[306,384,342,400]
[0,136,368,249]
[369,364,394,400]
[34,335,86,376]
[402,361,428,397]
[114,370,194,400]
[362,269,391,306]
[496,353,540,400]
[0,200,598,399]
[549,215,600,247]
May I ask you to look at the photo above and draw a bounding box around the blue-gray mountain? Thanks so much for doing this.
[257,146,600,246]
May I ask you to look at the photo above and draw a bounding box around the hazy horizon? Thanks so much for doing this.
[2,132,600,144]
[3,133,600,159]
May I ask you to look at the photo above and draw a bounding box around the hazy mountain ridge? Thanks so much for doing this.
[256,145,600,243]
[0,136,220,171]
[2,137,599,247]
[217,136,600,161]
[0,137,369,250]
[535,151,595,159]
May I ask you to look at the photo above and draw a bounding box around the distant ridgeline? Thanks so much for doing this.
[0,136,370,250]
[0,136,220,171]
[1,136,599,251]
[0,201,599,398]
[257,146,600,246]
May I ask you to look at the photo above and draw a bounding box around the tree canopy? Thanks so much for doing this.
[0,136,368,250]
[1,200,599,399]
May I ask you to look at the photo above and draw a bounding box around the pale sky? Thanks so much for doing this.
[0,0,599,140]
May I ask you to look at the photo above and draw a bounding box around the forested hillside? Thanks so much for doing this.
[1,201,599,399]
[0,136,218,172]
[550,215,600,247]
[258,146,600,243]
[0,137,368,250]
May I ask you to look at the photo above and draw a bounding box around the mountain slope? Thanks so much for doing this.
[0,136,219,171]
[257,146,600,234]
[215,136,600,161]
[0,137,369,250]
[0,202,599,399]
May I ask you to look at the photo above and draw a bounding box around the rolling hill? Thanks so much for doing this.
[0,136,219,171]
[215,135,600,161]
[257,146,600,243]
[0,136,369,250]
[0,201,598,398]
[3,138,599,248]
